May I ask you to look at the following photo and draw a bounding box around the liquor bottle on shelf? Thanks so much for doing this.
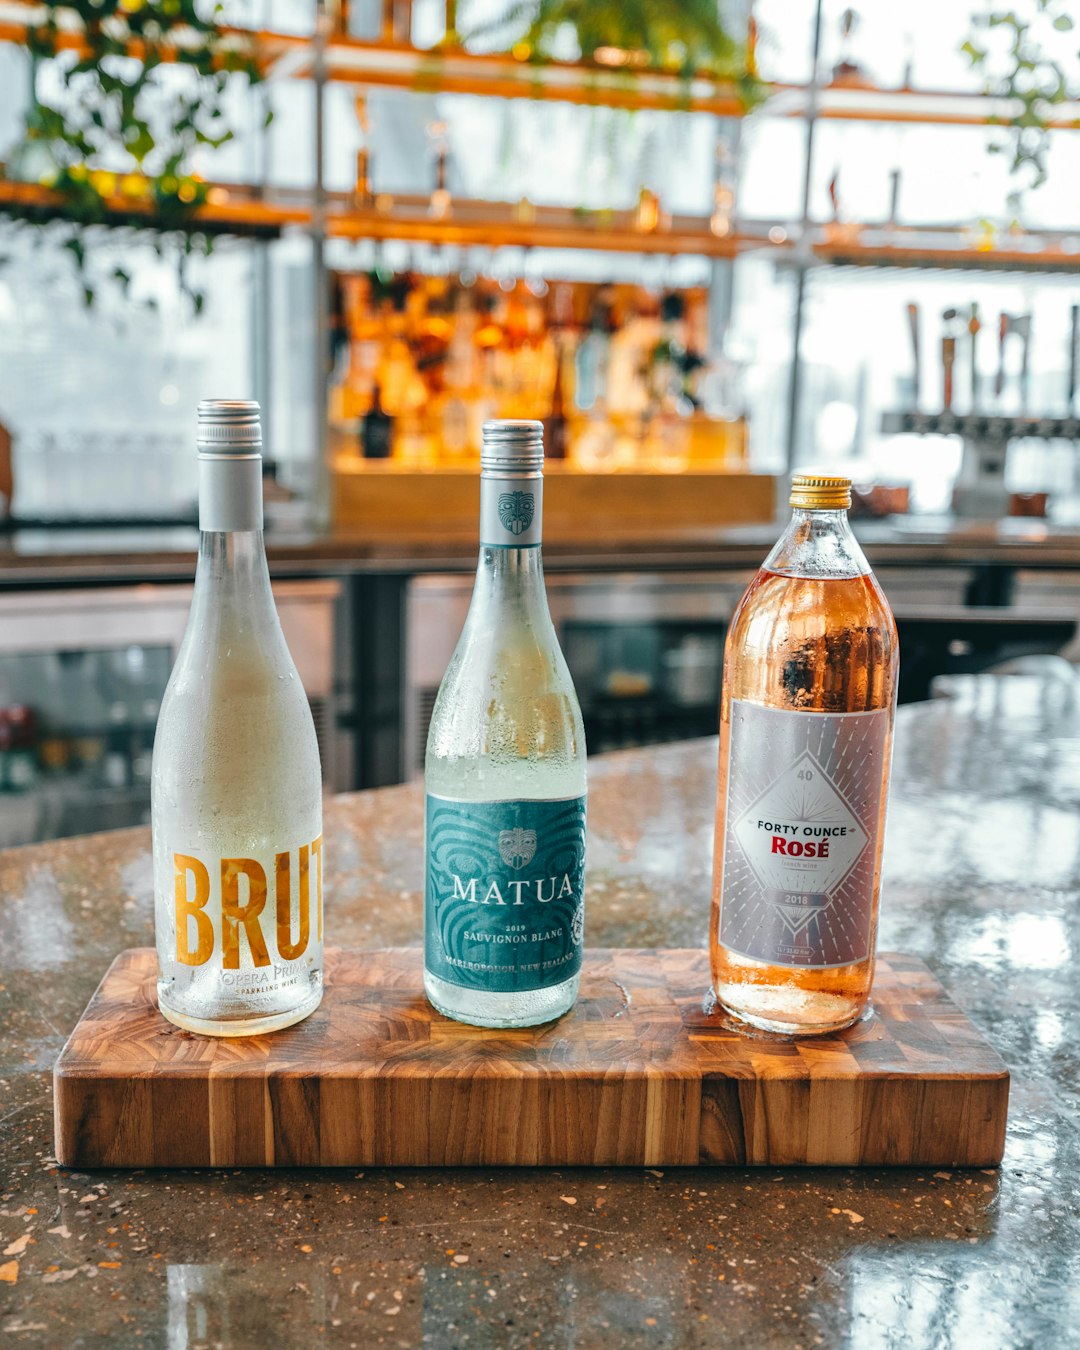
[361,381,394,459]
[544,338,570,461]
[152,401,324,1036]
[438,284,473,459]
[573,398,616,470]
[634,186,661,234]
[650,292,688,405]
[428,120,452,221]
[424,420,587,1028]
[353,95,373,209]
[832,7,864,82]
[648,380,693,472]
[710,474,898,1035]
[382,0,412,43]
[378,307,424,418]
[574,296,612,412]
[441,387,471,460]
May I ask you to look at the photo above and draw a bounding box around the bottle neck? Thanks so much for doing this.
[764,507,871,579]
[189,532,278,644]
[199,451,263,532]
[479,472,543,549]
[471,541,550,624]
[194,530,272,597]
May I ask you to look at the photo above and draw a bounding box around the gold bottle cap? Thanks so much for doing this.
[790,473,852,510]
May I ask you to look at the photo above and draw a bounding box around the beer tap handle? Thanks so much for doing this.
[995,313,1010,403]
[942,308,957,412]
[906,302,920,409]
[1015,315,1032,414]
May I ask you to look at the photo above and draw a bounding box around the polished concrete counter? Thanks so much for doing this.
[0,677,1078,1345]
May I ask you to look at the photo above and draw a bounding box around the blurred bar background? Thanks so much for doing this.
[1,0,1079,843]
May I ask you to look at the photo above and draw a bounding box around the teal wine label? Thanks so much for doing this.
[425,794,586,992]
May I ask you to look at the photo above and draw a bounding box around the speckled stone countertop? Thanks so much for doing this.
[0,676,1077,1347]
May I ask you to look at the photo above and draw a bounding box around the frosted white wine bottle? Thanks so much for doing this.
[152,400,324,1036]
[424,419,587,1028]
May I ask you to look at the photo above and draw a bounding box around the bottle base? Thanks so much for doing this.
[424,968,578,1029]
[714,983,869,1037]
[157,985,323,1037]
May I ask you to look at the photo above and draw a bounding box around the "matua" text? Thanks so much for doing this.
[452,874,573,905]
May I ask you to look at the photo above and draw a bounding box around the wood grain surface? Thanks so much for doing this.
[330,467,776,536]
[53,948,1009,1170]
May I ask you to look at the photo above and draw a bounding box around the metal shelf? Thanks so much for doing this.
[326,196,762,257]
[3,3,1079,127]
[5,175,1075,274]
[775,79,1080,131]
[812,231,1080,275]
[0,179,308,238]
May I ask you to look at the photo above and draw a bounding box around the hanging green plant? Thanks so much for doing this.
[962,2,1078,200]
[458,0,766,109]
[1,0,268,311]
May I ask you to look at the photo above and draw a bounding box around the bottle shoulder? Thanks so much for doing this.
[763,510,873,581]
[730,567,895,634]
[724,568,897,714]
[155,616,319,776]
[426,630,586,786]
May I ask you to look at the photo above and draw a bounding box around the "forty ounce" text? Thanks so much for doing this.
[757,819,852,859]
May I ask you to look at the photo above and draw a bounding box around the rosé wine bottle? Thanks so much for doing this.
[710,473,898,1035]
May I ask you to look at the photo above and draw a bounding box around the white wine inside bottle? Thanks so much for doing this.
[152,401,324,1036]
[424,419,587,1028]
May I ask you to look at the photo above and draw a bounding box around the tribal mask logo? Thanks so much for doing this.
[499,827,537,869]
[498,491,535,536]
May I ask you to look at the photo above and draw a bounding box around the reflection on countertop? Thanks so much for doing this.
[0,676,1079,1345]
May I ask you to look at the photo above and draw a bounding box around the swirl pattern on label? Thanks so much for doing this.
[425,794,586,992]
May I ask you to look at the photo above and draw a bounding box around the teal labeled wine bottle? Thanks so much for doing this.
[424,419,587,1027]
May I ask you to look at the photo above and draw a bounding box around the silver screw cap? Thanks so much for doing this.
[197,399,262,454]
[480,419,544,474]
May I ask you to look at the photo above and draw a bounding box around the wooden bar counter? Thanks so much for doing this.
[0,675,1075,1344]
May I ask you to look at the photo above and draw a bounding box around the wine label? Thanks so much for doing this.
[480,477,542,548]
[425,794,586,993]
[169,833,323,989]
[717,701,891,970]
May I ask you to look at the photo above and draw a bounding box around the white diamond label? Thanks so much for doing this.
[718,701,891,969]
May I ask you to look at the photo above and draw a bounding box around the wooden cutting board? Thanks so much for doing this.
[54,948,1009,1170]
